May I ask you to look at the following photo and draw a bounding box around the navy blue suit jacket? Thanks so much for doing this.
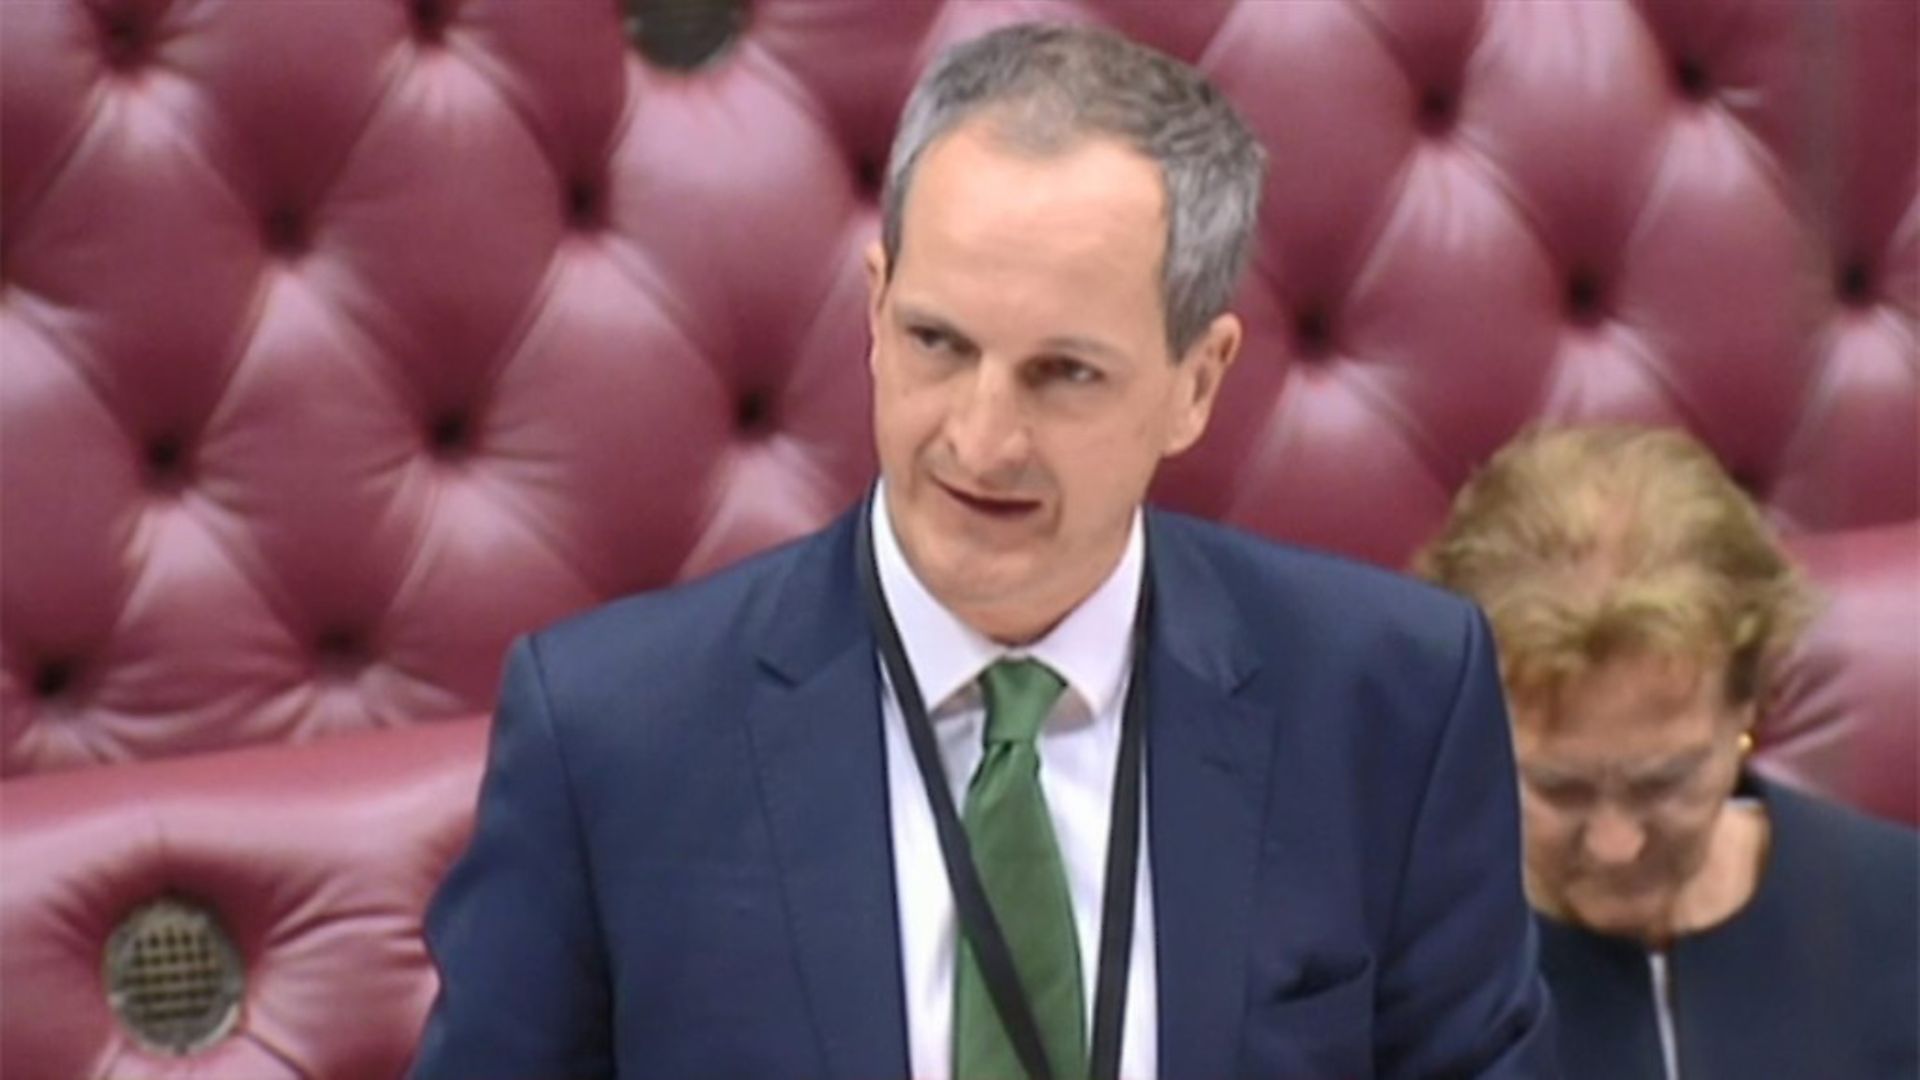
[414,506,1556,1078]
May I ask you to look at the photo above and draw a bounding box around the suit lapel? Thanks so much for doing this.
[739,508,1276,1077]
[1144,514,1273,1078]
[745,510,911,1079]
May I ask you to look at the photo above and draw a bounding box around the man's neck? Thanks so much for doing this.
[948,593,1082,646]
[869,486,1145,713]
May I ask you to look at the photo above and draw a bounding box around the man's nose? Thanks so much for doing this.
[945,361,1030,477]
[1581,805,1647,866]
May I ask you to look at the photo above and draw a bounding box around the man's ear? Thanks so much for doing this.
[1165,312,1242,456]
[864,241,889,317]
[863,241,888,373]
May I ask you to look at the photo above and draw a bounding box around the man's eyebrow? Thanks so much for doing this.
[893,303,965,334]
[1037,333,1127,362]
[893,305,1126,362]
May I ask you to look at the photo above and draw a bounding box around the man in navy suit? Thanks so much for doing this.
[414,23,1555,1079]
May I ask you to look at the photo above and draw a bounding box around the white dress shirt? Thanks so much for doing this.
[874,490,1158,1079]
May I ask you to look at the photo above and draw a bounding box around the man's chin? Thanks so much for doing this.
[912,547,1031,607]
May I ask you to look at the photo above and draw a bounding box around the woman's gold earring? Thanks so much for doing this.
[1738,731,1755,755]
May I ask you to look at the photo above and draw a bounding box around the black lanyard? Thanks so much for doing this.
[856,503,1150,1080]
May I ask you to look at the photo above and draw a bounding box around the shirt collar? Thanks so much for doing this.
[871,481,1144,720]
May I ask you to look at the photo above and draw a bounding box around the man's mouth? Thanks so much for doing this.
[937,479,1042,519]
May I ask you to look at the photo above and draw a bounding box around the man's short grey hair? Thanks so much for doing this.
[880,22,1268,357]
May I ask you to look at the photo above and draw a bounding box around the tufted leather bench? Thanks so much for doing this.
[3,0,1912,1073]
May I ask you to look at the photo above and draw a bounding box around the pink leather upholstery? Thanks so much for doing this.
[3,0,1912,1073]
[0,720,486,1076]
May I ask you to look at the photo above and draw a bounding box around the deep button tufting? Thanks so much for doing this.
[263,207,309,258]
[626,0,747,70]
[564,178,604,231]
[1564,270,1606,327]
[1416,88,1456,137]
[1293,307,1335,361]
[1674,57,1712,102]
[411,0,450,43]
[33,660,76,700]
[1837,260,1874,307]
[313,629,369,675]
[735,391,773,436]
[855,157,884,196]
[428,412,473,458]
[144,434,183,470]
[144,434,191,490]
[97,8,149,70]
[0,0,1903,790]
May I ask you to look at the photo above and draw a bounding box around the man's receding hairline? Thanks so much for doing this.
[884,119,1178,347]
[880,23,1266,355]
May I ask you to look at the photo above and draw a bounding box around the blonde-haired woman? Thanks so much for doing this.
[1418,425,1916,1080]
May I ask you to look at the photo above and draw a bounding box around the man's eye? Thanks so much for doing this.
[907,325,957,353]
[1035,357,1101,385]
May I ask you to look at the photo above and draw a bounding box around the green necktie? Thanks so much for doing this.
[954,659,1086,1080]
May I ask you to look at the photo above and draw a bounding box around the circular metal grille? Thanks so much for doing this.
[103,898,244,1054]
[623,0,746,70]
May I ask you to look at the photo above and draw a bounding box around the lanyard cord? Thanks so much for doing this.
[856,506,1149,1080]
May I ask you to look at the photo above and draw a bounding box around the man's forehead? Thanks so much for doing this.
[885,122,1171,345]
[902,122,1166,244]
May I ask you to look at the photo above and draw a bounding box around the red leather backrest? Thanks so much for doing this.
[5,0,1912,815]
[1,2,1912,1073]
